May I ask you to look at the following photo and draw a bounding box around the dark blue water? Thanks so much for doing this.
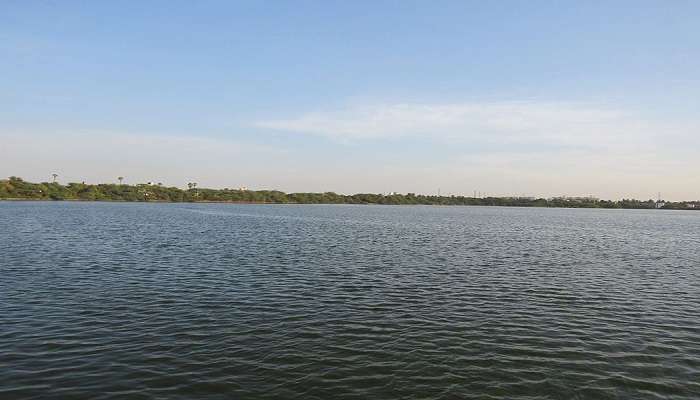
[1,202,699,399]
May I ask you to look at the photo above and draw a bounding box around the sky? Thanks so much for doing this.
[2,1,699,200]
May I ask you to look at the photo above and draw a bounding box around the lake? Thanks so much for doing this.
[1,202,699,399]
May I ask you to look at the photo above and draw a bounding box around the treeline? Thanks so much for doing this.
[1,176,698,210]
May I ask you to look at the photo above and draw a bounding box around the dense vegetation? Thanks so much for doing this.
[1,176,698,210]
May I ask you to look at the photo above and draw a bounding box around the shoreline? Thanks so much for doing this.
[2,177,698,210]
[1,197,696,211]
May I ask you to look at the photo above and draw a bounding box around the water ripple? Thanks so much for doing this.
[1,202,699,399]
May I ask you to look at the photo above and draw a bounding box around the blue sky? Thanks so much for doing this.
[2,1,699,199]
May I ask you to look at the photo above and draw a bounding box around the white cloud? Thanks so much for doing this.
[255,101,666,148]
[3,102,699,200]
[251,101,700,200]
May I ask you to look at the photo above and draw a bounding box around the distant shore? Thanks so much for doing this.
[0,197,274,205]
[2,176,698,210]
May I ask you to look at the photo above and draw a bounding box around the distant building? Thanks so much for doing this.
[550,196,599,202]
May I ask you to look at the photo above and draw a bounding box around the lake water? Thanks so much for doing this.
[1,202,699,399]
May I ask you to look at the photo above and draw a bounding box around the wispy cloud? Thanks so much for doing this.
[3,102,699,199]
[255,101,662,148]
[251,100,700,199]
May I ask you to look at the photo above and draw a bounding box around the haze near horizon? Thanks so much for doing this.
[2,1,699,200]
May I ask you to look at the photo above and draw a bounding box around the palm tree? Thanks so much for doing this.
[118,176,124,185]
[51,173,58,183]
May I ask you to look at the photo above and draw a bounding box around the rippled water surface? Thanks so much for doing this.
[1,202,699,399]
